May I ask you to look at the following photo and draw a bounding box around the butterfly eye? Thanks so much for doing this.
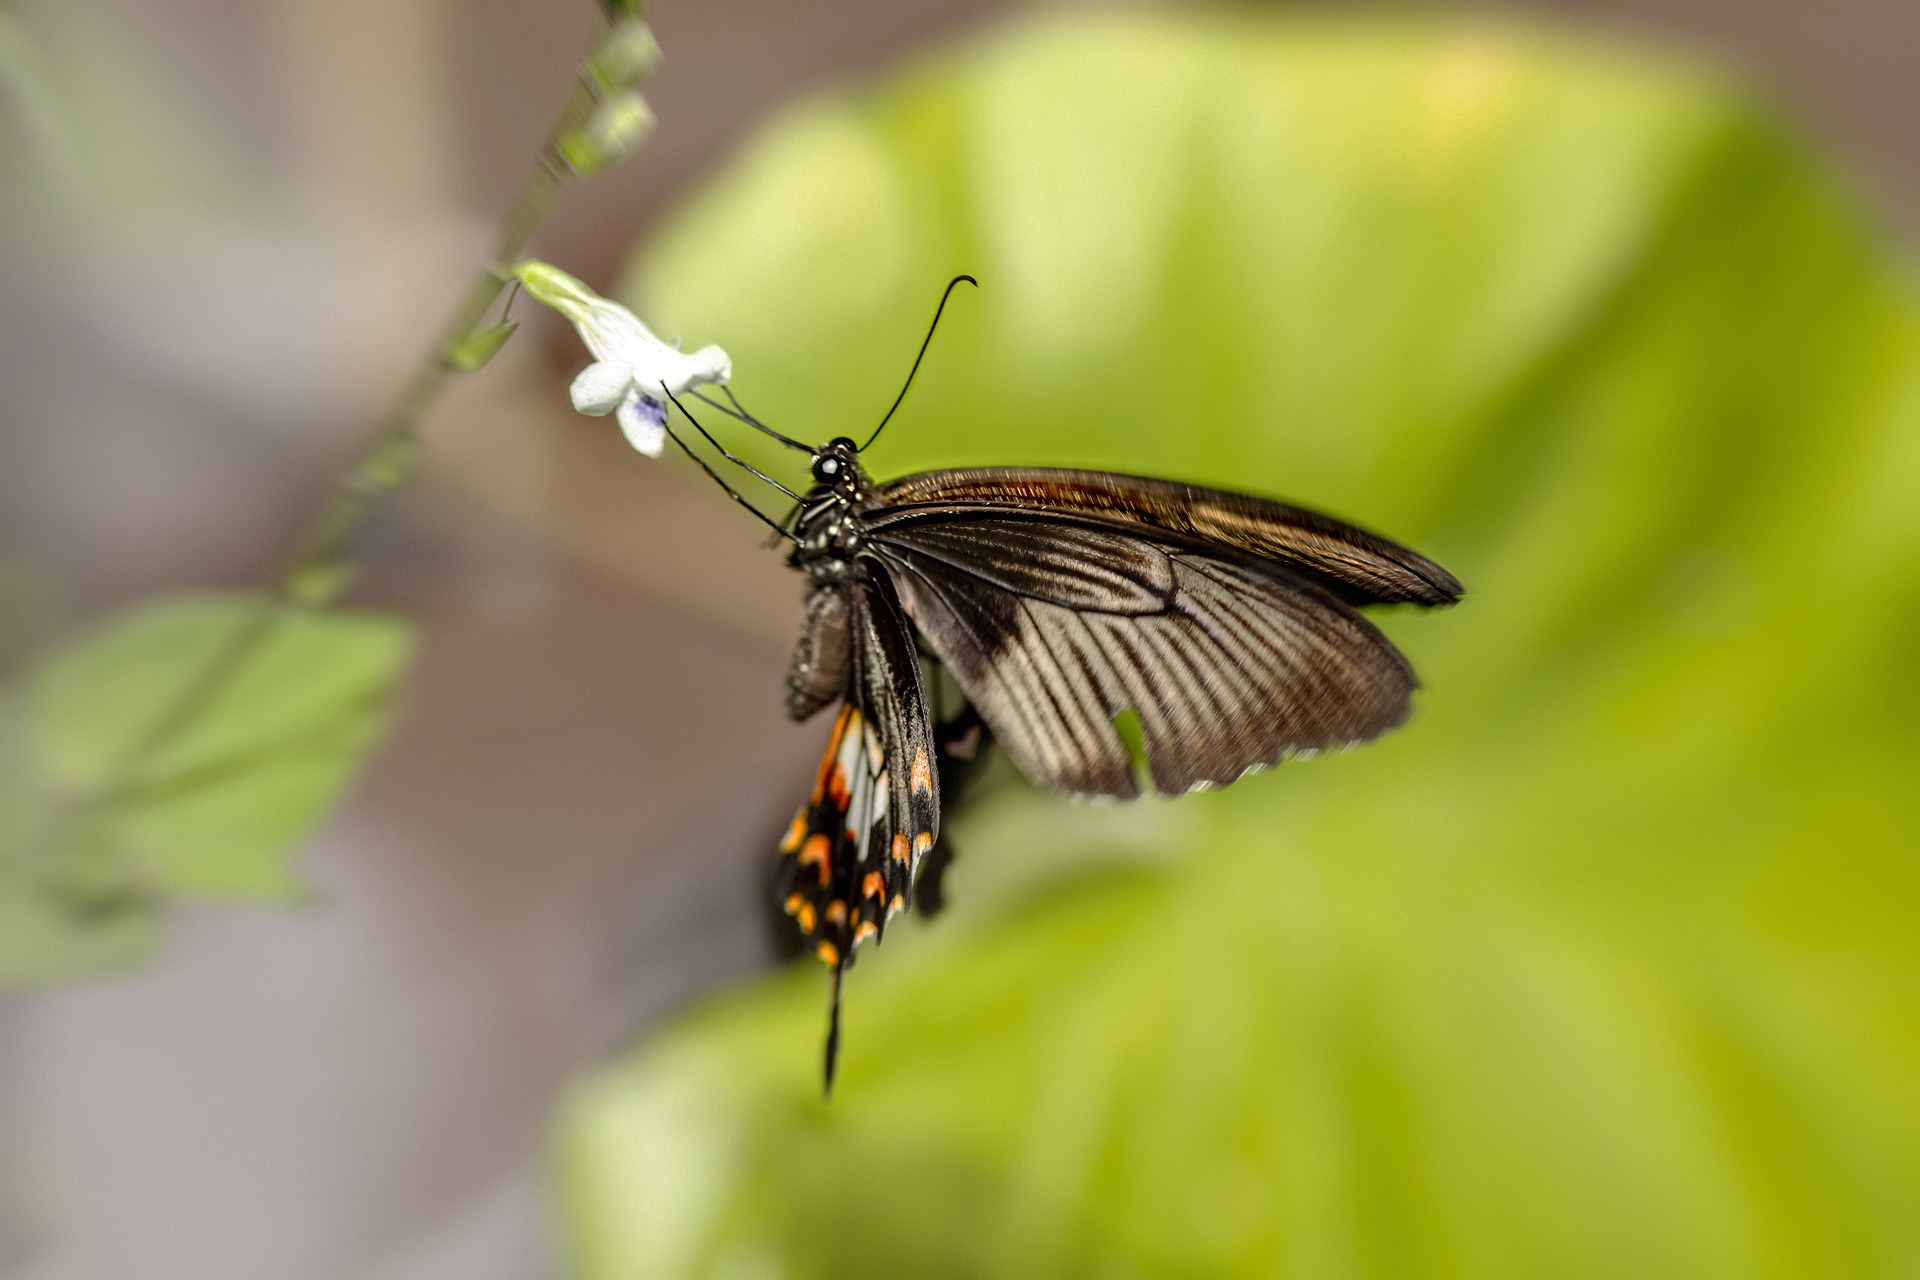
[812,455,842,484]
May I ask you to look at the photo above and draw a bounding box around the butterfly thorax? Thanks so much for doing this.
[788,443,880,584]
[789,496,867,576]
[784,445,883,722]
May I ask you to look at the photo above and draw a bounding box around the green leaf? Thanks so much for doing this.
[570,10,1920,1276]
[445,319,520,373]
[18,593,413,906]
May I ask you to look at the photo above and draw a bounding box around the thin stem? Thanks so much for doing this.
[65,22,625,826]
[274,89,591,596]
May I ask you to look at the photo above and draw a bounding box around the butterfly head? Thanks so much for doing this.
[809,437,863,493]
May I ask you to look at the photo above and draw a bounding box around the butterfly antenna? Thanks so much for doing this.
[657,403,801,546]
[689,386,815,453]
[729,385,815,453]
[822,964,844,1098]
[660,384,805,502]
[859,274,978,453]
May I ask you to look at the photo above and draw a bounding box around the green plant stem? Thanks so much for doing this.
[72,36,616,821]
[277,98,588,600]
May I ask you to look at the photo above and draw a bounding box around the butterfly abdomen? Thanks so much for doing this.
[786,584,851,721]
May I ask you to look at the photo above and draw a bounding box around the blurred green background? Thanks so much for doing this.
[563,11,1920,1277]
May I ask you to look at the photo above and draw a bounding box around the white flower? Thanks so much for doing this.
[512,260,730,456]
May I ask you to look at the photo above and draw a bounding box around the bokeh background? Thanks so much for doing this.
[2,1,1917,1278]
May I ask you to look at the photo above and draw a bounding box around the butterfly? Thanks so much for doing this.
[655,278,1462,1089]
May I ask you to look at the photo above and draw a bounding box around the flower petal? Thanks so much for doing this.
[658,344,732,396]
[616,393,668,456]
[570,360,637,416]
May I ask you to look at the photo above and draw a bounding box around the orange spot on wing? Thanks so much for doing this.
[779,809,807,854]
[891,833,910,865]
[785,895,817,935]
[799,834,831,885]
[862,872,885,900]
[909,749,932,797]
[825,900,848,927]
[853,920,878,946]
[913,831,933,858]
[815,941,840,968]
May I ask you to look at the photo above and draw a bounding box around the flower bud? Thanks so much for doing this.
[589,19,663,92]
[359,431,421,491]
[556,91,655,178]
[284,561,355,607]
[511,261,597,320]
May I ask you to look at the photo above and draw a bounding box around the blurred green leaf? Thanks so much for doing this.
[28,593,414,899]
[0,593,413,983]
[0,694,160,983]
[0,880,162,987]
[573,12,1920,1278]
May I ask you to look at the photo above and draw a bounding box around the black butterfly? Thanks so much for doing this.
[655,278,1462,1088]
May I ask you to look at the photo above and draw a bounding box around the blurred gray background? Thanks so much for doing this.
[0,0,1913,1277]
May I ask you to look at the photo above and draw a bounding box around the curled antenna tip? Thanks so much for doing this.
[860,273,980,453]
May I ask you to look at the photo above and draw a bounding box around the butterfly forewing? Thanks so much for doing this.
[874,467,1463,607]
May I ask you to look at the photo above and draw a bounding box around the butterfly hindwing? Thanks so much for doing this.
[777,699,886,970]
[853,571,942,883]
[776,572,940,972]
[870,514,1417,797]
[913,701,991,918]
